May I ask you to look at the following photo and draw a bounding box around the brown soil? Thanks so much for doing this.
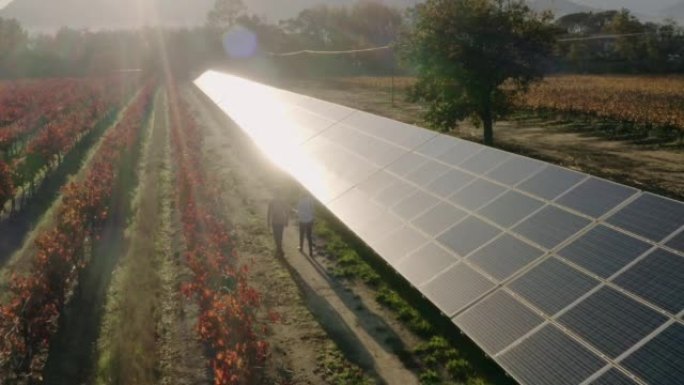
[183,86,421,385]
[281,78,684,200]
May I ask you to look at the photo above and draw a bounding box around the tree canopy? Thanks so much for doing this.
[401,0,557,146]
[555,10,684,73]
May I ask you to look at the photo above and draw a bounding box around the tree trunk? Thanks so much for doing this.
[482,99,494,147]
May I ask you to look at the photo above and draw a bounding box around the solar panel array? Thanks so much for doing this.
[194,70,684,385]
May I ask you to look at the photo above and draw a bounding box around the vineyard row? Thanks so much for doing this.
[167,86,269,385]
[0,82,155,383]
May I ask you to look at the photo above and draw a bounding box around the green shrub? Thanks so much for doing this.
[419,369,441,385]
[446,358,473,382]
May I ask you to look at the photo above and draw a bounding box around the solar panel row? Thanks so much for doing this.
[195,71,684,385]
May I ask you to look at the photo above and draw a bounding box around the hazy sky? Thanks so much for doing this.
[0,0,680,16]
[574,0,679,15]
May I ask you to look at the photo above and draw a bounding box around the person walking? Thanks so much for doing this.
[296,193,315,256]
[267,192,289,256]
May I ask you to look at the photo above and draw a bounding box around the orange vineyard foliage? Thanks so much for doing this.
[338,75,684,133]
[168,86,269,385]
[0,83,154,382]
[515,76,684,132]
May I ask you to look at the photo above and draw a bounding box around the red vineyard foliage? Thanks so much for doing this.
[0,76,136,212]
[0,82,155,383]
[0,78,114,152]
[167,86,269,385]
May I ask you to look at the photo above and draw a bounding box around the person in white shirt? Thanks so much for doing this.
[296,193,315,255]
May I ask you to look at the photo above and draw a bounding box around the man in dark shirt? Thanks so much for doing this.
[267,194,289,256]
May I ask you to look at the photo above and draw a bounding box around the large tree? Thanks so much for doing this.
[401,0,556,146]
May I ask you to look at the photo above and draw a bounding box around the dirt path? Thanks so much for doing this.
[283,79,684,200]
[184,87,419,385]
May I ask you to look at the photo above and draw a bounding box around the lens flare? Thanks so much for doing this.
[222,27,258,58]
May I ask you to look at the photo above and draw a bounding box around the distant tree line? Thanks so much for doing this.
[553,9,684,73]
[0,0,683,80]
[0,0,402,79]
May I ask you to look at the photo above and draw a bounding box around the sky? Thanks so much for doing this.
[573,0,679,15]
[0,0,680,17]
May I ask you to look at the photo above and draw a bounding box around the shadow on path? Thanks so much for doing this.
[275,251,388,385]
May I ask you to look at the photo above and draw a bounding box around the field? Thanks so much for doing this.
[0,73,682,385]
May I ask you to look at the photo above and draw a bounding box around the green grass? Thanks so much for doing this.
[317,346,376,385]
[314,217,492,385]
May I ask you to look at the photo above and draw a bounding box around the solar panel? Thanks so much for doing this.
[412,202,468,236]
[613,248,684,314]
[498,324,606,385]
[557,225,652,278]
[341,111,436,149]
[357,171,397,196]
[558,287,668,358]
[556,177,638,218]
[448,178,508,211]
[392,190,441,221]
[665,229,684,254]
[607,193,684,242]
[356,210,404,246]
[459,147,512,174]
[486,156,546,186]
[426,169,476,198]
[195,71,684,385]
[455,291,544,355]
[621,322,684,385]
[414,135,460,158]
[468,234,545,281]
[513,206,591,250]
[437,216,502,257]
[374,226,429,264]
[323,124,407,167]
[421,263,495,316]
[589,368,638,385]
[478,190,545,228]
[375,181,417,207]
[404,160,452,186]
[386,152,429,177]
[517,165,586,200]
[437,140,483,165]
[396,243,458,286]
[509,257,599,315]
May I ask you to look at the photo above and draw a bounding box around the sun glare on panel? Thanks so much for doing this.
[199,72,329,201]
